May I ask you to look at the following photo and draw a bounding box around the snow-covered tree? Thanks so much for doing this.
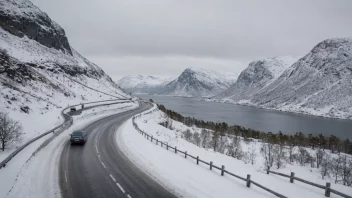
[331,155,343,183]
[183,129,192,142]
[273,144,286,169]
[200,129,211,148]
[227,136,243,159]
[341,155,351,186]
[316,149,325,168]
[320,153,332,180]
[297,146,309,166]
[193,132,201,146]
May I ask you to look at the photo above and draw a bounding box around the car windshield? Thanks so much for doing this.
[71,131,83,137]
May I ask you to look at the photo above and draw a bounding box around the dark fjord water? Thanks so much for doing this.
[137,94,352,140]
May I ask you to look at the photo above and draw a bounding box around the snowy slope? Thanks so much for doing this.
[250,38,352,119]
[160,68,239,97]
[0,0,129,153]
[118,108,352,198]
[117,75,174,94]
[213,56,297,102]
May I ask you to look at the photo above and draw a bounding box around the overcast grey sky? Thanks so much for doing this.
[32,0,352,80]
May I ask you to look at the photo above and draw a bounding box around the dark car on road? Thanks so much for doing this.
[70,131,88,144]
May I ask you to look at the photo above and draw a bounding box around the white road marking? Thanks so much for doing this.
[95,145,99,153]
[101,162,106,169]
[64,170,68,183]
[98,154,101,158]
[109,174,116,182]
[127,194,132,198]
[116,183,126,194]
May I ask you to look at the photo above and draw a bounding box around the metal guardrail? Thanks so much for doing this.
[132,108,287,198]
[0,99,131,169]
[268,170,351,198]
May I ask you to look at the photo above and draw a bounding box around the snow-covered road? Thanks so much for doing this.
[1,102,139,198]
[59,102,175,198]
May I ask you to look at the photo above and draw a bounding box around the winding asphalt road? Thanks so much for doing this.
[59,102,177,198]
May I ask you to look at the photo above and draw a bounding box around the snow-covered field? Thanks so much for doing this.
[117,107,352,198]
[0,101,138,198]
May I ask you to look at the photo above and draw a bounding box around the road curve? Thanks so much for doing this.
[59,102,177,198]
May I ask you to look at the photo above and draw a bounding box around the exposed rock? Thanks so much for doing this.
[0,0,72,55]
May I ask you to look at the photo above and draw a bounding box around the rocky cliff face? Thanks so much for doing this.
[0,0,129,139]
[160,68,237,97]
[250,38,352,118]
[0,0,72,55]
[213,57,296,101]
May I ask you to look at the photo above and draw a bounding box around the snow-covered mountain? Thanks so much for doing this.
[0,0,129,141]
[160,68,239,97]
[117,75,173,94]
[213,56,297,102]
[250,38,352,119]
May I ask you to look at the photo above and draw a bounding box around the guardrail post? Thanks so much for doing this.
[267,167,270,174]
[185,151,187,158]
[161,141,163,147]
[175,146,177,154]
[196,156,199,165]
[246,174,251,187]
[156,139,158,145]
[166,143,169,150]
[221,165,225,176]
[151,136,153,142]
[290,172,295,183]
[325,182,331,197]
[210,161,213,170]
[147,135,149,140]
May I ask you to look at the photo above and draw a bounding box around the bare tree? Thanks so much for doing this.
[288,143,295,164]
[249,144,257,165]
[212,131,220,152]
[0,112,23,151]
[316,149,325,168]
[227,136,243,159]
[193,132,201,147]
[218,135,227,154]
[297,146,309,166]
[261,141,274,171]
[341,155,352,186]
[273,144,286,169]
[200,129,211,148]
[320,153,332,180]
[183,129,192,142]
[332,155,343,184]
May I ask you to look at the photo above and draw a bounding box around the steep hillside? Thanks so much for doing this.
[251,38,352,119]
[213,56,296,102]
[117,75,173,94]
[161,68,238,97]
[0,0,129,142]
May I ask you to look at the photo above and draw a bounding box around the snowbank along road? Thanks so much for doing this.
[59,102,177,198]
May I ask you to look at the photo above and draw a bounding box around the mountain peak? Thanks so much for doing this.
[0,0,72,55]
[161,68,239,97]
[214,56,297,101]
